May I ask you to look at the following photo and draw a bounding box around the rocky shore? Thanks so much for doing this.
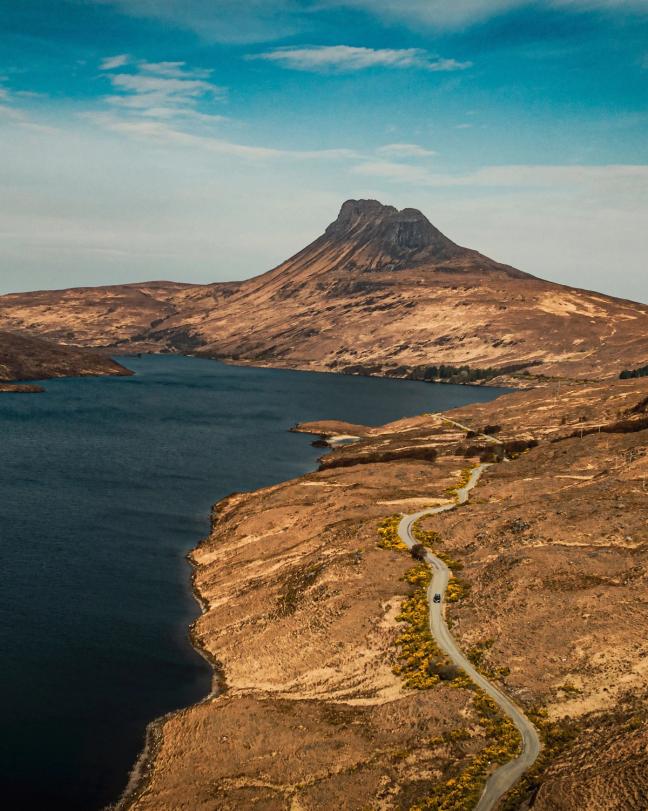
[120,375,648,810]
[0,382,45,393]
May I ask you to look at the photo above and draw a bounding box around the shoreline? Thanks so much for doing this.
[105,372,648,809]
[108,407,481,810]
[0,382,45,393]
[111,423,355,810]
[113,348,541,390]
[111,514,231,811]
[107,381,538,811]
[53,355,511,810]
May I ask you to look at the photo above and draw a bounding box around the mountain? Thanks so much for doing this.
[0,331,132,384]
[1,200,646,383]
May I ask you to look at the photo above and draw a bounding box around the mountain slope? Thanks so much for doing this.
[0,200,646,383]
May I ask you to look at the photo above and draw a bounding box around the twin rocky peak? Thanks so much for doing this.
[322,198,469,268]
[310,198,528,279]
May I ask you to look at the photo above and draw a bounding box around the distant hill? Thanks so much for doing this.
[0,200,646,383]
[0,331,132,383]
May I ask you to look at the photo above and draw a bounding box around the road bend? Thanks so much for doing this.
[397,463,541,811]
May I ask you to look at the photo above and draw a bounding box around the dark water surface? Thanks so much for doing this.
[0,355,508,810]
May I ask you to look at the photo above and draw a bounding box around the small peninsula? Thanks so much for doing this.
[0,330,132,389]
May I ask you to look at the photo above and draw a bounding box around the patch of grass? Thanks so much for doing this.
[466,640,510,681]
[442,727,472,744]
[275,562,324,616]
[558,680,582,697]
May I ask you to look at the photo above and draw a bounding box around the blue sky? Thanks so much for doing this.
[1,0,647,300]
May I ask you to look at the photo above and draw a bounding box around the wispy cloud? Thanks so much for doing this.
[90,0,648,42]
[100,58,226,126]
[0,83,60,133]
[138,61,213,79]
[0,84,25,120]
[352,160,648,190]
[332,0,648,30]
[248,45,472,72]
[89,0,300,43]
[91,56,360,161]
[376,143,437,158]
[109,73,225,101]
[100,54,130,70]
[87,112,359,161]
[352,160,432,183]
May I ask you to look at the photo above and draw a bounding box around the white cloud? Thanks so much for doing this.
[109,73,225,101]
[352,160,648,195]
[0,84,24,120]
[98,58,228,128]
[138,60,213,79]
[100,54,131,70]
[90,56,361,160]
[352,160,433,183]
[331,0,648,29]
[85,111,359,161]
[0,104,25,121]
[376,143,437,158]
[90,0,301,43]
[248,45,472,72]
[90,0,648,41]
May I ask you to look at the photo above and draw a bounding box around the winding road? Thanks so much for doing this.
[397,461,541,810]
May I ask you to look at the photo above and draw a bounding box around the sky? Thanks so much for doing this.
[0,1,647,301]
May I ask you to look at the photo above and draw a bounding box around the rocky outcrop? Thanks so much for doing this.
[0,382,45,393]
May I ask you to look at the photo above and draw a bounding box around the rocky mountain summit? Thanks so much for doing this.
[0,200,646,384]
[324,199,529,275]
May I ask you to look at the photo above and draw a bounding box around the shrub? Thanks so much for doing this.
[377,514,406,551]
[620,363,648,379]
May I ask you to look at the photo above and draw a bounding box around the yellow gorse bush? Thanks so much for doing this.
[412,692,521,811]
[394,564,443,690]
[377,514,407,551]
[445,465,475,499]
[377,517,526,811]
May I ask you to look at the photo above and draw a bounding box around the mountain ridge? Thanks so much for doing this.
[0,199,646,384]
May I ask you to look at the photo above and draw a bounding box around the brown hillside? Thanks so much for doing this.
[0,201,646,383]
[0,331,132,383]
